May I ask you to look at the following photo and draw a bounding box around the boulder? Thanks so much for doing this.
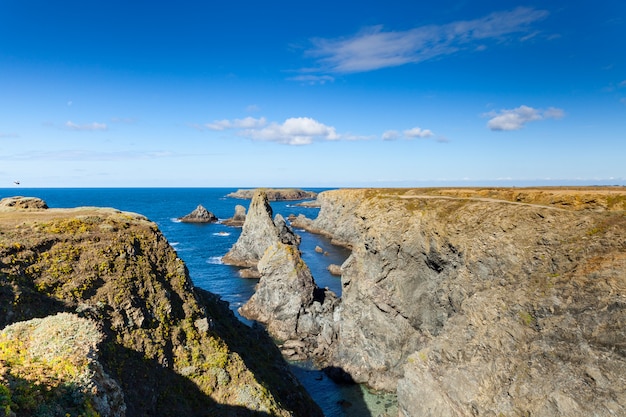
[0,196,48,210]
[327,264,342,276]
[178,205,218,223]
[222,204,246,227]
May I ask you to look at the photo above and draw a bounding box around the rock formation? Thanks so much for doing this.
[226,188,317,201]
[285,188,626,416]
[222,190,300,268]
[0,197,322,416]
[178,204,218,223]
[239,242,339,360]
[222,204,246,227]
[0,196,48,210]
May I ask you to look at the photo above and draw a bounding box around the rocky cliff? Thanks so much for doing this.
[0,197,321,417]
[292,188,626,416]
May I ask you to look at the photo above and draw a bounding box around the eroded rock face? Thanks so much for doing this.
[301,188,626,416]
[178,204,218,223]
[222,190,300,268]
[239,242,339,361]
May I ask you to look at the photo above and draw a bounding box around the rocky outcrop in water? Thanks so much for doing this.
[222,204,246,227]
[178,204,218,223]
[239,242,339,360]
[292,188,626,416]
[226,188,317,201]
[222,190,300,269]
[0,196,321,416]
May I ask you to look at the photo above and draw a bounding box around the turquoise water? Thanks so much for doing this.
[0,188,396,416]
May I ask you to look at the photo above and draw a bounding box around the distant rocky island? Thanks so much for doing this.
[223,187,626,417]
[226,188,317,201]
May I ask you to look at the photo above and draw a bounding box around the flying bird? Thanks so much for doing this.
[13,180,20,185]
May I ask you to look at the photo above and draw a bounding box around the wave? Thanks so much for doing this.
[170,217,182,223]
[207,256,223,265]
[212,231,231,237]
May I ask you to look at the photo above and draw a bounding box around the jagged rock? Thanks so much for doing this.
[222,204,246,227]
[0,196,48,210]
[315,246,324,253]
[178,204,218,223]
[226,188,317,201]
[222,190,300,268]
[238,267,261,279]
[299,188,626,416]
[239,242,339,360]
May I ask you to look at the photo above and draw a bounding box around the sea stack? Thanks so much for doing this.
[178,204,218,223]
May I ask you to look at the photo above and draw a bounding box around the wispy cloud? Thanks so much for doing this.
[302,7,548,74]
[246,104,261,113]
[383,127,438,141]
[205,117,267,131]
[484,105,564,131]
[110,117,137,124]
[403,127,434,138]
[65,121,108,131]
[287,75,335,85]
[6,150,182,161]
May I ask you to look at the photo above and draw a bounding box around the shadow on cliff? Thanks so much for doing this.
[198,289,325,417]
[0,279,273,417]
[100,341,275,417]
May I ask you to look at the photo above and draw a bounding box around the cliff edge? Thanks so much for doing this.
[0,197,321,417]
[293,187,626,416]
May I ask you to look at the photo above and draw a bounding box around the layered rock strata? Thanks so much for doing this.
[289,188,626,416]
[0,196,321,417]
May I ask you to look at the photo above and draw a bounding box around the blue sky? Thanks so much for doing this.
[1,1,625,187]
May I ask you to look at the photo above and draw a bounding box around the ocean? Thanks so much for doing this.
[0,187,397,417]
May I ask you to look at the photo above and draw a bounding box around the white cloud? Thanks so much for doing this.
[205,117,267,131]
[287,75,335,85]
[304,7,548,74]
[382,130,400,140]
[241,117,340,145]
[403,127,434,138]
[484,105,564,131]
[65,121,108,131]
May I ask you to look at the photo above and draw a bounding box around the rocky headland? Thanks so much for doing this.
[222,204,247,227]
[226,189,317,201]
[235,187,626,417]
[0,197,321,417]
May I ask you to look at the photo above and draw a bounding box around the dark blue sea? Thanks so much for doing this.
[0,187,397,417]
